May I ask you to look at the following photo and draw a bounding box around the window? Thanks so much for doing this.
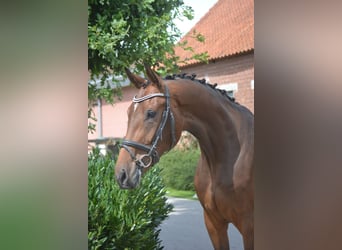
[227,90,234,98]
[217,83,238,97]
[251,80,254,90]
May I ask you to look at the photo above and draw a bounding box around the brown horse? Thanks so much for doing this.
[115,65,254,250]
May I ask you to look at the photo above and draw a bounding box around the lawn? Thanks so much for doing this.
[166,188,197,200]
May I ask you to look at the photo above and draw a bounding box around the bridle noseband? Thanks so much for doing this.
[121,85,176,169]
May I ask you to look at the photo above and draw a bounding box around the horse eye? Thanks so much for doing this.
[146,109,157,119]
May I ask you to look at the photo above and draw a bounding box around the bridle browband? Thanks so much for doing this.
[120,84,176,169]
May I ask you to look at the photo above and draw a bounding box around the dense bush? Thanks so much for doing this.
[88,149,173,250]
[158,148,200,191]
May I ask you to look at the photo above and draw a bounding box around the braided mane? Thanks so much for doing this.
[164,73,236,103]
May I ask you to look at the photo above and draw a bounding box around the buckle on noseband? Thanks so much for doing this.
[120,141,159,168]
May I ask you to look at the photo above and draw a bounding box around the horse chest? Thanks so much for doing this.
[195,158,238,219]
[199,181,236,220]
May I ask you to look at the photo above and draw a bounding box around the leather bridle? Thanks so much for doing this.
[120,85,176,169]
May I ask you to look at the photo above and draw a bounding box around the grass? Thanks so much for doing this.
[166,188,197,200]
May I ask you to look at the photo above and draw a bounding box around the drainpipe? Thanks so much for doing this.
[97,98,103,138]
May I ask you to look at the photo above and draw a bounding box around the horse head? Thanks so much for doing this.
[115,64,181,189]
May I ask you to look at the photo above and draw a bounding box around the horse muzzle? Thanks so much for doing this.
[116,163,142,189]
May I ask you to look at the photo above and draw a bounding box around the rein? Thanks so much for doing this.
[121,85,176,169]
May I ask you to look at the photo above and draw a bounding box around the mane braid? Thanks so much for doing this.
[164,73,237,103]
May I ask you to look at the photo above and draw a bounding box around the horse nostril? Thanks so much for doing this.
[118,168,127,185]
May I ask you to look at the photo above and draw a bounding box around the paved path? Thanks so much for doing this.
[159,197,243,250]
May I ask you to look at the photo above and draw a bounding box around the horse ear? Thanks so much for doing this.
[144,63,163,89]
[125,67,147,89]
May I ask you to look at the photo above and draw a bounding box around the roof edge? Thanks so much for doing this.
[178,48,254,69]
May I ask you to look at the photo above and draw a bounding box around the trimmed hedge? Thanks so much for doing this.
[88,148,173,250]
[158,148,200,191]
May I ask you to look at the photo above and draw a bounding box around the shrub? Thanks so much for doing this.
[88,148,173,250]
[158,148,200,191]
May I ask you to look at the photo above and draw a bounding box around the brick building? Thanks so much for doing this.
[175,0,254,113]
[88,0,254,142]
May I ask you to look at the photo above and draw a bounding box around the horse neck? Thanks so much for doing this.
[169,80,245,168]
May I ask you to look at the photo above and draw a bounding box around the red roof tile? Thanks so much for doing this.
[175,0,254,66]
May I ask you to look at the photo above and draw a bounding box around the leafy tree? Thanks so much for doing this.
[88,0,208,132]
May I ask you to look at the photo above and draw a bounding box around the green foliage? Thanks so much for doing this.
[88,148,173,250]
[88,0,209,133]
[158,148,200,191]
[88,0,199,77]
